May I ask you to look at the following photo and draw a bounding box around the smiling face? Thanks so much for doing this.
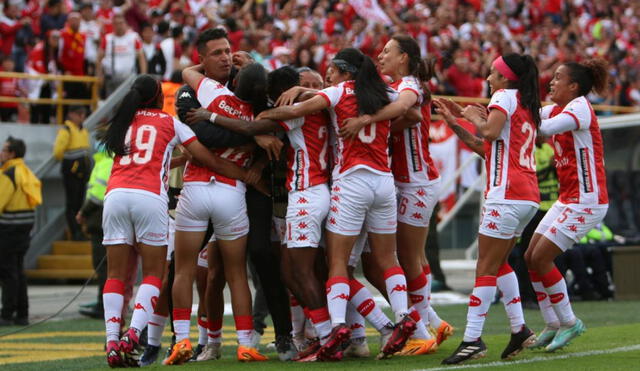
[486,64,509,95]
[199,38,232,84]
[549,64,579,106]
[327,63,352,86]
[377,39,406,78]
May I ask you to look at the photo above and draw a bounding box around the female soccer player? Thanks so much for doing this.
[434,53,541,364]
[525,59,609,352]
[100,75,251,367]
[257,48,417,360]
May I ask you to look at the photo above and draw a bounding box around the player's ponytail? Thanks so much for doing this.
[500,53,541,128]
[101,74,161,156]
[564,58,609,97]
[333,47,390,115]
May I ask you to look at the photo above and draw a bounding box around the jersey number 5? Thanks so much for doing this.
[119,125,157,166]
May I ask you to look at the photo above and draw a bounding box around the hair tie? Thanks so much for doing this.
[493,56,519,82]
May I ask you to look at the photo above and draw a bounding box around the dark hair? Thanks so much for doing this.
[196,28,228,56]
[563,59,609,97]
[157,21,170,35]
[333,48,390,115]
[501,53,541,128]
[171,26,183,39]
[234,63,269,114]
[294,46,317,71]
[170,69,183,84]
[101,75,162,156]
[5,136,26,158]
[392,34,435,102]
[47,0,61,7]
[268,66,299,102]
[68,105,86,114]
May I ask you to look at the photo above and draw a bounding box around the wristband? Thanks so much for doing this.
[209,113,218,123]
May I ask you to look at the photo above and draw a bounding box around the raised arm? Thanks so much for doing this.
[539,113,578,136]
[182,64,206,91]
[186,107,283,136]
[258,95,329,121]
[463,104,505,142]
[434,99,485,158]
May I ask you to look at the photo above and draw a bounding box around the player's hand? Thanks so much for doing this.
[339,115,371,139]
[75,211,85,225]
[254,135,283,161]
[185,108,212,125]
[433,99,457,126]
[438,98,464,117]
[275,86,302,106]
[232,51,254,69]
[462,104,488,123]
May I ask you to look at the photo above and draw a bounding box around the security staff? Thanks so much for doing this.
[0,137,42,326]
[53,105,91,240]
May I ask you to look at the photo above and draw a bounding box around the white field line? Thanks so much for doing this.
[412,344,640,371]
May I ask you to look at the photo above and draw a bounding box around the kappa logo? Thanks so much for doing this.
[506,296,521,306]
[583,208,593,215]
[106,316,121,324]
[550,292,565,304]
[332,186,341,192]
[330,206,338,213]
[332,293,350,301]
[490,209,501,218]
[414,201,426,208]
[297,197,309,204]
[409,294,424,303]
[179,91,191,99]
[331,195,340,202]
[576,216,586,224]
[329,217,337,225]
[487,222,499,230]
[411,212,423,220]
[469,295,481,307]
[134,303,146,312]
[298,222,308,229]
[297,209,309,216]
[390,284,407,294]
[536,291,547,301]
[569,225,578,232]
[550,227,557,235]
[416,188,426,196]
[297,234,308,241]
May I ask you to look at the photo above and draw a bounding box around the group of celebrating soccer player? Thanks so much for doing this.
[97,26,609,367]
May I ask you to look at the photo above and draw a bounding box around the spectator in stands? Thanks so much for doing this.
[76,144,113,319]
[0,136,42,326]
[79,2,100,76]
[0,0,32,65]
[0,56,25,122]
[26,29,60,124]
[39,0,66,38]
[59,12,88,113]
[53,106,90,241]
[293,46,316,71]
[97,13,146,97]
[265,46,291,71]
[160,25,184,81]
[140,23,166,77]
[95,0,114,35]
[123,0,150,33]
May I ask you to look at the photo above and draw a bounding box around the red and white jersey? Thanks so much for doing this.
[107,109,196,201]
[542,97,608,205]
[389,75,440,186]
[182,77,253,188]
[317,80,394,180]
[278,107,331,191]
[100,31,142,77]
[484,89,539,206]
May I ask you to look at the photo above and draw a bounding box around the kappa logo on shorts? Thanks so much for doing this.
[506,296,521,306]
[550,293,565,304]
[414,201,426,208]
[569,225,578,232]
[331,195,340,202]
[332,293,349,301]
[487,222,498,230]
[297,209,309,216]
[297,234,308,241]
[416,189,426,196]
[390,284,407,294]
[550,227,557,235]
[469,295,481,307]
[583,208,593,215]
[330,206,338,213]
[576,216,586,224]
[490,209,501,218]
[329,217,337,225]
[106,316,121,324]
[297,197,309,204]
[134,303,146,312]
[411,212,423,220]
[536,292,547,302]
[298,222,308,229]
[332,186,341,192]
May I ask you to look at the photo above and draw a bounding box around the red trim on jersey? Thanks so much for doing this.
[182,136,196,146]
[488,104,508,117]
[401,87,421,101]
[277,120,290,131]
[317,91,331,107]
[562,111,580,130]
[195,77,206,95]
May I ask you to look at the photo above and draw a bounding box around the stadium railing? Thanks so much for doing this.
[0,72,101,125]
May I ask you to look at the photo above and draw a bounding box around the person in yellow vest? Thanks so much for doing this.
[0,137,42,326]
[53,105,91,240]
[76,145,113,319]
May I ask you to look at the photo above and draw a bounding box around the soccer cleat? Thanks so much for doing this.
[396,338,438,356]
[378,315,416,359]
[196,343,222,361]
[293,338,321,361]
[190,343,205,362]
[318,324,351,361]
[501,325,536,359]
[119,328,143,367]
[545,319,586,352]
[530,326,559,349]
[276,335,297,361]
[441,338,487,365]
[343,337,370,358]
[434,320,454,345]
[139,344,161,366]
[163,338,193,365]
[237,345,268,362]
[106,340,124,368]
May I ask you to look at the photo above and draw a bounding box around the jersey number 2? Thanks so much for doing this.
[519,122,535,169]
[119,125,157,166]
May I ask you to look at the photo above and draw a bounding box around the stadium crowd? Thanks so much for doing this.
[0,0,639,123]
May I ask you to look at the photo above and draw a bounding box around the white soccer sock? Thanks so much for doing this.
[463,276,497,342]
[529,270,560,328]
[290,295,306,337]
[129,276,162,332]
[197,317,208,346]
[308,307,332,342]
[326,276,350,326]
[147,313,168,347]
[349,279,392,332]
[409,308,432,339]
[497,263,525,333]
[408,272,430,327]
[541,267,576,326]
[346,303,366,339]
[173,308,191,342]
[234,315,254,346]
[383,266,409,322]
[207,318,223,344]
[424,267,443,328]
[103,279,125,342]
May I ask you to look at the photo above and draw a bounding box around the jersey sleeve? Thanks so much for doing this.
[196,77,230,110]
[539,113,578,136]
[540,104,555,120]
[487,89,516,117]
[317,85,342,108]
[279,117,305,131]
[561,97,592,130]
[387,87,400,102]
[173,118,197,145]
[397,77,422,105]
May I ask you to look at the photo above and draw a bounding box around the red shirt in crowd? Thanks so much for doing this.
[59,27,86,75]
